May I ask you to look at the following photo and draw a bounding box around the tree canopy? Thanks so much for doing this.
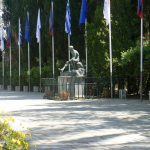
[1,0,150,93]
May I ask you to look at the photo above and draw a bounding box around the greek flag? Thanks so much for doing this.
[18,18,22,46]
[36,9,41,43]
[65,0,71,35]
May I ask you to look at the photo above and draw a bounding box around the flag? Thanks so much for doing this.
[1,29,4,51]
[49,0,54,36]
[137,0,144,18]
[6,26,11,48]
[79,0,87,26]
[36,9,41,43]
[103,0,110,25]
[18,18,22,46]
[65,0,71,35]
[25,14,30,42]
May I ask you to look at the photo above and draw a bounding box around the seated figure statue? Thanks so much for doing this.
[59,45,85,76]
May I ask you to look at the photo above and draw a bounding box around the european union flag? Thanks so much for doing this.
[65,0,71,35]
[25,14,30,43]
[137,0,144,18]
[49,0,54,36]
[79,0,87,26]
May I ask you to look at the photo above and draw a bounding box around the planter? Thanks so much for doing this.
[7,85,12,91]
[23,86,28,92]
[15,86,20,91]
[33,86,39,92]
[59,91,70,100]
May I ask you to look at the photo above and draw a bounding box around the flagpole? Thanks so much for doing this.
[39,27,42,92]
[36,9,41,92]
[108,0,113,98]
[2,51,5,89]
[85,18,88,76]
[51,1,55,78]
[18,18,21,89]
[9,22,12,90]
[38,10,41,92]
[27,12,31,92]
[68,34,70,71]
[19,43,20,88]
[65,0,71,72]
[140,18,143,100]
[52,32,55,78]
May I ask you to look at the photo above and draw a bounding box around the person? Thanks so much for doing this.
[59,45,84,76]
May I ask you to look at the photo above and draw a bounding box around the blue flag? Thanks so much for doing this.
[25,14,30,43]
[65,0,71,35]
[49,0,54,36]
[79,0,87,26]
[18,18,22,46]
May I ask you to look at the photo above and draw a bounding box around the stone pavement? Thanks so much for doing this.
[0,90,150,150]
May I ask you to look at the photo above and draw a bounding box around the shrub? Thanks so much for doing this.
[0,115,31,150]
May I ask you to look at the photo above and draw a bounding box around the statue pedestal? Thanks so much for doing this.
[58,75,85,100]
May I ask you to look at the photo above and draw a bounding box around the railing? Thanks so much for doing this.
[41,76,149,100]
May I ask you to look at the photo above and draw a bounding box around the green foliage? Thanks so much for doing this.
[30,66,52,86]
[30,67,40,86]
[121,41,150,76]
[1,0,150,93]
[0,115,31,150]
[21,70,28,86]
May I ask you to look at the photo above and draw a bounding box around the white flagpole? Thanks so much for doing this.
[68,34,70,71]
[36,9,41,92]
[85,18,88,76]
[103,0,113,98]
[9,22,12,90]
[109,0,113,98]
[18,18,21,89]
[27,12,31,92]
[52,33,55,78]
[140,18,143,100]
[51,1,55,78]
[2,51,5,89]
[108,0,113,98]
[39,29,41,91]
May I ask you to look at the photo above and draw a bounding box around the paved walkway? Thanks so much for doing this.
[0,91,150,150]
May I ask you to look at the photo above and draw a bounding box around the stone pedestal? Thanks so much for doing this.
[15,86,21,91]
[0,85,4,90]
[7,85,12,91]
[33,86,39,92]
[23,86,28,92]
[58,75,85,100]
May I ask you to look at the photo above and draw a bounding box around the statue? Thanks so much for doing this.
[59,45,85,76]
